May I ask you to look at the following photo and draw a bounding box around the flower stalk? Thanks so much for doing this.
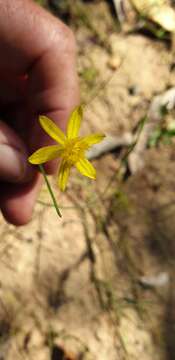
[39,164,62,218]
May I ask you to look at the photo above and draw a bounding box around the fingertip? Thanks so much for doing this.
[0,174,42,226]
[1,207,30,226]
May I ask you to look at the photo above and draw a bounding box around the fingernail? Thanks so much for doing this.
[0,144,33,183]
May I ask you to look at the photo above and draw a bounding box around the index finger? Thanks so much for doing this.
[0,0,79,172]
[26,10,79,173]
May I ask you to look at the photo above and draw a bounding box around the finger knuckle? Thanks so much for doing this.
[62,26,76,54]
[53,23,76,55]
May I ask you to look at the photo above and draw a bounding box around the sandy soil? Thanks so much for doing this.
[0,1,175,359]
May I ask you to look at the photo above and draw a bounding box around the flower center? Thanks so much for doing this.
[62,138,88,165]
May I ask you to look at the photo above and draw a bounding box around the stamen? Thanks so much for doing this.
[62,138,88,165]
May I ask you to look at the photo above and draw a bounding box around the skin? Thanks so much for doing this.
[0,0,79,225]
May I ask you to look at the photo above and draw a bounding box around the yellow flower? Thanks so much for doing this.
[28,106,105,191]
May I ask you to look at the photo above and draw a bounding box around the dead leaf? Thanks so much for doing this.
[130,0,175,32]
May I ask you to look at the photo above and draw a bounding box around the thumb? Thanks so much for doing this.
[0,120,34,183]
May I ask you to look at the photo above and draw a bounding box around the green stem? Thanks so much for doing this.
[39,164,62,218]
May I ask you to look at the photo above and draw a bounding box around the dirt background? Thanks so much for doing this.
[1,1,175,359]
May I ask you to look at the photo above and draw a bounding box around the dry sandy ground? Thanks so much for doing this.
[0,1,175,359]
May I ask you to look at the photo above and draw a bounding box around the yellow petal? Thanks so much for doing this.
[58,161,71,191]
[80,133,105,147]
[39,116,66,145]
[28,145,62,164]
[76,157,96,179]
[67,105,83,139]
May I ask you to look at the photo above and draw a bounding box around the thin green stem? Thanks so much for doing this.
[39,164,62,218]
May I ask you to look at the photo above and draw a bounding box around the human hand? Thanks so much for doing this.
[0,0,79,225]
